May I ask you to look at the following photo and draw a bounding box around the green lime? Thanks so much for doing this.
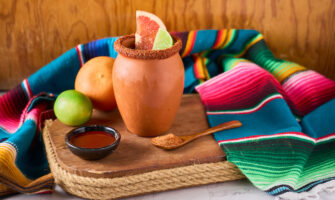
[54,90,93,126]
[152,28,173,50]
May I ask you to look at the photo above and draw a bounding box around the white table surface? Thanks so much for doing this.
[4,180,274,200]
[4,180,335,200]
[0,92,334,200]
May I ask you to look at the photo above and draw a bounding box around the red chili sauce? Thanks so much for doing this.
[70,131,116,149]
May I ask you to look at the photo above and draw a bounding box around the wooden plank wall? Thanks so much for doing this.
[0,0,334,90]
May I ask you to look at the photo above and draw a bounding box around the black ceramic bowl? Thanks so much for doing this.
[65,125,121,160]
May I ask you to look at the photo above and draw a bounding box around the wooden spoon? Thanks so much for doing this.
[152,120,242,150]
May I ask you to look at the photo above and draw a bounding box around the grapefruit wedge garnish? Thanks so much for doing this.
[135,10,167,50]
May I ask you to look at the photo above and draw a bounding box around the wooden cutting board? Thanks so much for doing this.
[47,94,226,178]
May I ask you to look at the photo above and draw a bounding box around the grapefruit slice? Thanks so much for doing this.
[135,10,167,50]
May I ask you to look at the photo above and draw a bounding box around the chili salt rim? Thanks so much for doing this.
[114,34,182,60]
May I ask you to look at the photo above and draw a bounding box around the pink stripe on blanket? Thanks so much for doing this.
[218,132,335,144]
[196,63,295,111]
[0,86,28,133]
[75,45,84,67]
[282,70,335,115]
[0,88,53,134]
[22,79,33,99]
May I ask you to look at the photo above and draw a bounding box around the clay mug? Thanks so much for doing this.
[113,35,184,137]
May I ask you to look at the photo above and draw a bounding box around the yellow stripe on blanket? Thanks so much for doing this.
[0,143,31,186]
[0,183,9,193]
[276,64,306,82]
[236,34,264,58]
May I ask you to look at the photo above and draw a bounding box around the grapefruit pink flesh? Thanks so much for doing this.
[135,10,167,50]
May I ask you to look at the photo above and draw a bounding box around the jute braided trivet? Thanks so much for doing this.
[43,120,245,200]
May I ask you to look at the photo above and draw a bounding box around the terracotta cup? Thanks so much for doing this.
[113,35,184,137]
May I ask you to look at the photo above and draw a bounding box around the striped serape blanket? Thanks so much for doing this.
[0,29,334,199]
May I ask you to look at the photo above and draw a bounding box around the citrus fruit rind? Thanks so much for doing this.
[152,28,173,50]
[75,56,117,111]
[135,10,167,50]
[54,90,93,126]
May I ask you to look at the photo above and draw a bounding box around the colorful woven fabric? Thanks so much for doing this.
[196,64,335,199]
[0,29,334,199]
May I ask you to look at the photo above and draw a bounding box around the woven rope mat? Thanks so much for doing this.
[43,120,245,200]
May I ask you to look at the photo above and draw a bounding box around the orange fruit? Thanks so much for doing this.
[75,56,117,111]
[135,10,167,50]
